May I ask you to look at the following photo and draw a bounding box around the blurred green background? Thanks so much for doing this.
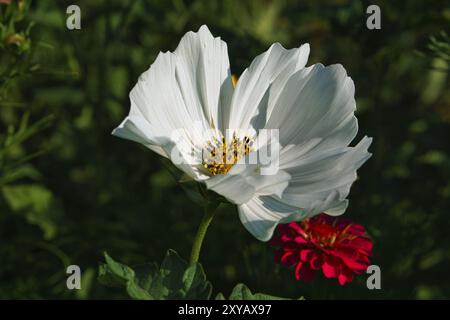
[0,0,449,299]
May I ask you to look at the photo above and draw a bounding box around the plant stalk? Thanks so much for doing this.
[189,205,216,265]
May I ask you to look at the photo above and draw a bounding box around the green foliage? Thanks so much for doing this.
[2,184,62,239]
[0,0,37,96]
[99,250,293,300]
[99,250,212,300]
[0,113,58,240]
[222,283,293,300]
[426,31,450,67]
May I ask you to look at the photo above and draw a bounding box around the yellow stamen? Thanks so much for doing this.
[202,133,253,175]
[231,74,238,89]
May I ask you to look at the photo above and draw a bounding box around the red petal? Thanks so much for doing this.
[309,254,323,270]
[321,256,340,278]
[351,237,373,254]
[280,251,298,267]
[294,236,308,244]
[295,262,315,282]
[337,267,354,285]
[300,249,314,261]
[333,246,370,273]
[289,222,307,236]
[347,224,366,236]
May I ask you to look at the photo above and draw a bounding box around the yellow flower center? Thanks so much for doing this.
[301,219,357,248]
[202,134,253,175]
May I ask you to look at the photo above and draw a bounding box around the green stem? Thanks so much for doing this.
[189,205,216,265]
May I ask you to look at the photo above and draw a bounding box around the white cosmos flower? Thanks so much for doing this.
[112,25,372,242]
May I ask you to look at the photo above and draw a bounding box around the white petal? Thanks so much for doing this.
[130,51,197,136]
[113,25,233,180]
[174,25,233,131]
[238,196,305,241]
[205,161,291,205]
[266,63,358,153]
[227,43,310,131]
[112,115,169,158]
[205,164,256,204]
[324,199,348,216]
[280,136,372,216]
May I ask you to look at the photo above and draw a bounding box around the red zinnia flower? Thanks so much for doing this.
[271,213,373,285]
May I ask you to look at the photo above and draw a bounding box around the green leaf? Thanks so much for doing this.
[104,252,136,282]
[215,292,226,300]
[182,263,212,299]
[98,252,135,287]
[228,284,292,300]
[126,280,154,300]
[149,249,187,299]
[252,292,291,300]
[99,250,212,300]
[159,249,188,289]
[134,263,159,291]
[99,252,155,299]
[229,283,254,300]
